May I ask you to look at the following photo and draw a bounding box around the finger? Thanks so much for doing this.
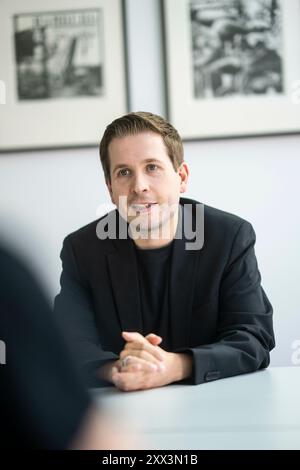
[120,349,165,370]
[123,340,164,362]
[121,363,146,373]
[120,349,163,369]
[111,370,134,391]
[112,371,148,392]
[120,356,159,373]
[118,354,141,370]
[145,333,163,346]
[114,360,123,372]
[122,331,145,343]
[122,331,164,360]
[111,366,120,377]
[121,362,142,372]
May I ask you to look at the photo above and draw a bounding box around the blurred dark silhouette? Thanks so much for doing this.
[0,243,127,449]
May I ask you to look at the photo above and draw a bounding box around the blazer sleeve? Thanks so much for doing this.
[184,220,275,385]
[53,236,118,387]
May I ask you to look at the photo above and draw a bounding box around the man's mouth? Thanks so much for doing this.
[130,203,157,213]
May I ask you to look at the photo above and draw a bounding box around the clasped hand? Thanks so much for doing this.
[111,331,179,392]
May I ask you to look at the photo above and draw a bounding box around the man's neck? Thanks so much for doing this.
[132,211,178,250]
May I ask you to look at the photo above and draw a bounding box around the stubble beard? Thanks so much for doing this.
[128,203,179,241]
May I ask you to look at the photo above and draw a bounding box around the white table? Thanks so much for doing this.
[92,367,300,450]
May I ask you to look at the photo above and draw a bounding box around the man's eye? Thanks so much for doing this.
[147,164,158,172]
[118,168,130,177]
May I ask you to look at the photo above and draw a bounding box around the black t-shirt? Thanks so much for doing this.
[0,245,90,449]
[135,241,174,351]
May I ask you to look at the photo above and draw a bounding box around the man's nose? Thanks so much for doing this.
[131,173,149,194]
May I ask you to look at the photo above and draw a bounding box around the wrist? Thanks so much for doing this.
[171,353,193,382]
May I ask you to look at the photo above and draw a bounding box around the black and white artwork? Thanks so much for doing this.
[0,0,127,150]
[190,0,283,98]
[14,9,103,100]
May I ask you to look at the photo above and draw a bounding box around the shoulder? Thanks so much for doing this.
[181,196,251,225]
[63,210,118,255]
[180,197,254,243]
[67,218,102,241]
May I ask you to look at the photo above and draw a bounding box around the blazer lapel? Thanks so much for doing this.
[169,203,200,350]
[170,240,198,350]
[107,237,143,333]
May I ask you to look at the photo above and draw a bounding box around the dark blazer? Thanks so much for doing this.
[54,197,275,386]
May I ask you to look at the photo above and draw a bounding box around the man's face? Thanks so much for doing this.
[106,132,189,238]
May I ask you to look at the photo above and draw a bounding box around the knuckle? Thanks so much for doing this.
[140,350,148,360]
[122,383,130,392]
[143,376,151,388]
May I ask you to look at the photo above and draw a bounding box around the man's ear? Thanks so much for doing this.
[178,162,189,194]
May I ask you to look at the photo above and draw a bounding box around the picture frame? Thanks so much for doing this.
[0,0,128,151]
[162,0,300,140]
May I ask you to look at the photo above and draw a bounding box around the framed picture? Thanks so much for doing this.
[163,0,300,140]
[0,0,128,151]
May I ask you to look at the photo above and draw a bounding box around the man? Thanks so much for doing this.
[54,111,275,392]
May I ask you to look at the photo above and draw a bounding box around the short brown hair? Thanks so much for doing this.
[99,111,184,182]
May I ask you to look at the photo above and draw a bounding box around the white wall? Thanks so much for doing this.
[0,0,299,367]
